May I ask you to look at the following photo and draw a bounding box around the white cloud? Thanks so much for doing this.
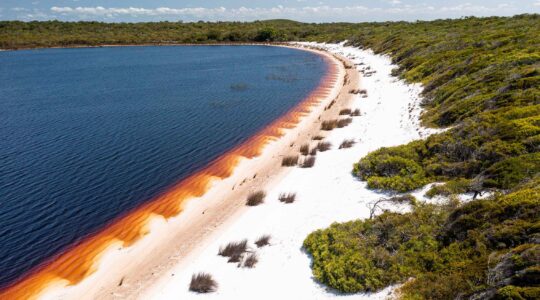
[534,0,540,6]
[46,3,523,22]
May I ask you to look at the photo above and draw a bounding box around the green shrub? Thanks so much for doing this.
[305,178,540,298]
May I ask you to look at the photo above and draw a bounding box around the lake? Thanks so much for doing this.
[0,45,328,287]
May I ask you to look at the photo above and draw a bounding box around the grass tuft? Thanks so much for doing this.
[321,120,338,131]
[299,144,310,156]
[189,273,217,293]
[255,235,272,247]
[339,139,356,149]
[246,191,266,206]
[281,155,299,167]
[316,142,332,152]
[339,108,352,115]
[278,192,296,204]
[350,109,361,116]
[337,118,353,128]
[301,156,316,168]
[242,253,258,268]
[218,239,248,257]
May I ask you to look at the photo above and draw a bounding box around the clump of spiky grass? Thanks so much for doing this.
[316,142,332,152]
[243,253,258,268]
[255,235,271,247]
[246,191,266,206]
[278,193,296,204]
[337,118,352,128]
[312,135,324,140]
[299,144,310,156]
[350,109,361,116]
[300,156,316,168]
[219,239,248,258]
[189,273,218,293]
[321,120,338,131]
[339,108,352,115]
[281,155,299,167]
[339,139,356,149]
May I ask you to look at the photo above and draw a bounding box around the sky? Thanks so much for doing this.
[1,0,539,23]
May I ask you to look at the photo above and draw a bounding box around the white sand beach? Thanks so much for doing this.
[25,41,448,300]
[138,42,441,300]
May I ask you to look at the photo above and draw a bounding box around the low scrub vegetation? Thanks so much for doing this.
[189,273,218,293]
[304,178,540,298]
[312,135,324,140]
[281,155,299,167]
[278,192,296,204]
[246,191,266,206]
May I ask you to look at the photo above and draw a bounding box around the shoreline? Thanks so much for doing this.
[0,42,297,52]
[139,42,436,299]
[0,44,353,299]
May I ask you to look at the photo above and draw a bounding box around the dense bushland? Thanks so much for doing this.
[352,15,540,193]
[304,178,540,299]
[0,19,358,49]
[306,15,539,299]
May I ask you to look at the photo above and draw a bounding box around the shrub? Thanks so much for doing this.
[281,155,299,167]
[310,148,318,156]
[312,135,324,140]
[189,273,217,293]
[321,120,338,131]
[316,142,332,152]
[299,144,310,156]
[246,191,266,206]
[278,193,296,204]
[425,178,472,198]
[337,118,353,128]
[255,235,271,247]
[304,178,540,298]
[339,108,352,115]
[339,139,356,149]
[243,253,258,268]
[300,156,316,168]
[355,141,428,192]
[218,239,248,257]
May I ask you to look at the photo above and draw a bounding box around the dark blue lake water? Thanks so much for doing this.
[0,45,327,287]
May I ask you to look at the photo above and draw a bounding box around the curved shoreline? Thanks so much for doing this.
[0,44,349,299]
[0,42,295,52]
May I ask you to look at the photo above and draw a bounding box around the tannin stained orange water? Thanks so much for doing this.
[0,47,339,299]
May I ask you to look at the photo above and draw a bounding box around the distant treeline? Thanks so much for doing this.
[0,19,357,49]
